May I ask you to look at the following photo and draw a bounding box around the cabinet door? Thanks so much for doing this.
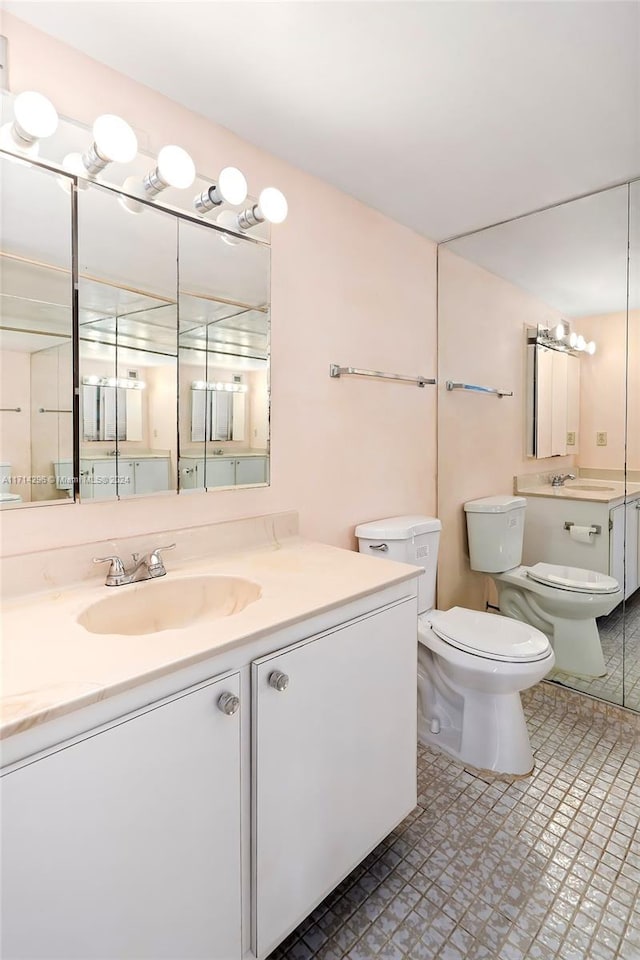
[235,457,266,485]
[1,672,242,960]
[205,456,236,488]
[566,354,581,453]
[551,350,568,456]
[624,500,640,597]
[134,458,170,494]
[90,458,117,500]
[252,598,417,958]
[179,458,204,490]
[610,503,626,594]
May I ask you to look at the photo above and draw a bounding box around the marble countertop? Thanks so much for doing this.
[515,479,640,504]
[1,538,419,741]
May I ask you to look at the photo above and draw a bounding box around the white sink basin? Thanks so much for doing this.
[78,575,262,636]
[564,484,616,492]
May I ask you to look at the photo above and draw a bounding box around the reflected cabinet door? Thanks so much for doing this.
[77,182,179,501]
[0,156,74,507]
[178,218,270,492]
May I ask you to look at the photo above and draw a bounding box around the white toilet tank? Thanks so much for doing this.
[464,495,526,573]
[355,515,441,614]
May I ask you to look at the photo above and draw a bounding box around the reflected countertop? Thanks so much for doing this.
[179,450,268,460]
[515,478,640,504]
[1,538,419,741]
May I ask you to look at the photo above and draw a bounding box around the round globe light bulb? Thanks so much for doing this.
[14,91,58,140]
[586,341,596,355]
[554,324,565,341]
[93,114,138,164]
[576,335,586,351]
[569,332,578,348]
[218,166,248,205]
[258,186,288,224]
[157,144,196,189]
[62,153,85,176]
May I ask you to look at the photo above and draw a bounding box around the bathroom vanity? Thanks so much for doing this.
[515,478,640,599]
[0,515,420,960]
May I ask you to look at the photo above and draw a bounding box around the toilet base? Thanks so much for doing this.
[417,644,536,777]
[495,580,607,678]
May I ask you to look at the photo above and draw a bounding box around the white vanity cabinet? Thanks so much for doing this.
[57,457,171,498]
[179,455,268,490]
[610,501,640,599]
[0,583,418,960]
[252,599,417,958]
[1,671,243,960]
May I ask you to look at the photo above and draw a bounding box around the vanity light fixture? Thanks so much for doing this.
[237,187,288,230]
[0,91,58,158]
[194,166,248,214]
[554,324,565,341]
[83,375,146,390]
[81,114,138,176]
[120,144,196,214]
[191,380,247,393]
[586,341,596,355]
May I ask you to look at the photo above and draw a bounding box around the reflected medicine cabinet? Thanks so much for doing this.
[526,328,581,459]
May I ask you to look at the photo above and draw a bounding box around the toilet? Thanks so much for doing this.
[356,516,554,776]
[464,495,622,679]
[0,463,22,505]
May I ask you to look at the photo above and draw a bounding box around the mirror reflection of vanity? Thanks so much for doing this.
[0,101,272,507]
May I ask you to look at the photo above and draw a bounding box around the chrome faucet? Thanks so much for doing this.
[93,544,176,586]
[550,473,576,487]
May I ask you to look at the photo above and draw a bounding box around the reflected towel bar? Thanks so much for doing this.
[329,364,436,388]
[39,408,73,414]
[445,380,513,398]
[0,407,21,412]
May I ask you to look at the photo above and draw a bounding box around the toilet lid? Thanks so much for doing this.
[526,562,619,594]
[428,607,551,662]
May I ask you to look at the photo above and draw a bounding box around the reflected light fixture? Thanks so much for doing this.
[586,341,597,355]
[82,114,138,175]
[554,324,565,341]
[191,380,247,393]
[194,166,248,214]
[0,91,58,158]
[83,375,146,390]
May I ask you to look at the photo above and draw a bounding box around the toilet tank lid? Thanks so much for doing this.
[464,495,526,514]
[355,515,442,539]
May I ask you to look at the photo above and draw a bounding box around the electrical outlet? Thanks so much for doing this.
[596,432,607,446]
[567,431,576,446]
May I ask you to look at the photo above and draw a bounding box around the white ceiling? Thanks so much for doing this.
[4,1,639,242]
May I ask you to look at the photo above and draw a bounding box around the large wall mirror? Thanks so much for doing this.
[0,149,271,507]
[438,180,639,711]
[0,154,73,507]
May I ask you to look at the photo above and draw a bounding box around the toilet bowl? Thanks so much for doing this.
[465,496,623,678]
[0,464,22,505]
[356,516,554,776]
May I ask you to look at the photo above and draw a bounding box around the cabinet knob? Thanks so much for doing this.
[218,692,240,716]
[268,670,289,692]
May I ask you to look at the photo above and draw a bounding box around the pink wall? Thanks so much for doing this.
[437,249,576,611]
[578,310,639,473]
[0,13,437,558]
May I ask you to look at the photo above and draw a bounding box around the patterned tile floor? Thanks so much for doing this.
[550,590,640,711]
[268,687,640,960]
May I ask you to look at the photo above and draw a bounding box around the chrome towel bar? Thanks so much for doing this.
[445,380,513,398]
[0,407,21,412]
[329,364,435,388]
[38,407,73,413]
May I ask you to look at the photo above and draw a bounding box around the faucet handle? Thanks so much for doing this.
[93,555,126,585]
[147,543,176,576]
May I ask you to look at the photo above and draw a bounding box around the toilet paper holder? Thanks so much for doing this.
[563,522,601,536]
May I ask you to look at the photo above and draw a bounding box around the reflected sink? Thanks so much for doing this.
[564,484,616,492]
[78,575,262,636]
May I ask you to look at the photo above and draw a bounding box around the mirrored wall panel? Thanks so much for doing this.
[0,155,73,507]
[438,182,637,710]
[178,219,270,493]
[76,182,178,501]
[624,181,640,709]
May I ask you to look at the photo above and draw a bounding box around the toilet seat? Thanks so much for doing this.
[425,607,551,663]
[526,562,619,595]
[0,493,22,503]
